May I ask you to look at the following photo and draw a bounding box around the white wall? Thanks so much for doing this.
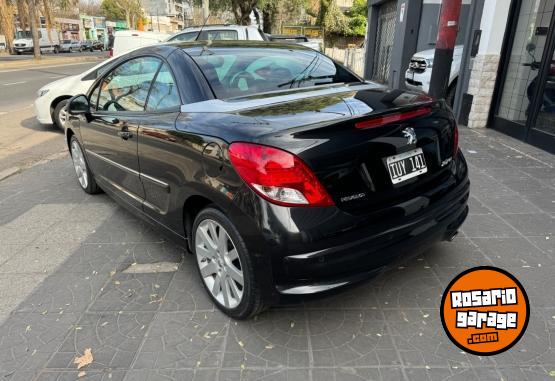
[478,0,512,55]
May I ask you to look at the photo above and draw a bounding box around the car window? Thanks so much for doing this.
[169,32,197,42]
[200,30,238,41]
[89,83,101,110]
[191,47,360,98]
[146,63,181,111]
[97,56,161,112]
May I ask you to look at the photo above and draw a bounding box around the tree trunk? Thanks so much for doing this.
[28,0,41,59]
[231,0,256,25]
[262,7,276,34]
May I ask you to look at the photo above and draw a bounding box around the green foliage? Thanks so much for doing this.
[347,13,366,36]
[322,0,367,37]
[100,0,125,20]
[349,0,367,18]
[322,0,349,34]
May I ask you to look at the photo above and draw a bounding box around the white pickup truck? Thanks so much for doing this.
[405,45,463,106]
[13,28,60,54]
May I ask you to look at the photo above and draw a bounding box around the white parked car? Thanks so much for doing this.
[35,57,118,128]
[405,45,463,105]
[166,24,266,42]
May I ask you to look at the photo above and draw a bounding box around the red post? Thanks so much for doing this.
[429,0,463,102]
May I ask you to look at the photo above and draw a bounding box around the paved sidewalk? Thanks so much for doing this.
[0,127,553,380]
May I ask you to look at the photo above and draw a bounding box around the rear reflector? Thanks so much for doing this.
[355,107,432,130]
[229,142,334,207]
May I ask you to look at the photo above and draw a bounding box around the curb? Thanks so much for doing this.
[0,167,21,182]
[0,151,68,182]
[0,55,106,71]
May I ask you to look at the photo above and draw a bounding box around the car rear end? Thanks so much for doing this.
[185,43,468,299]
[225,93,468,296]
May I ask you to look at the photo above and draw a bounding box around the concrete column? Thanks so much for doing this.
[389,0,423,88]
[466,0,511,128]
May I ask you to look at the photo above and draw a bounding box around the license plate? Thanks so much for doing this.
[386,148,427,184]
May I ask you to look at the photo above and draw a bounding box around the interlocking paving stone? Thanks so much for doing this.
[132,311,228,369]
[47,312,155,370]
[88,273,174,312]
[0,127,554,380]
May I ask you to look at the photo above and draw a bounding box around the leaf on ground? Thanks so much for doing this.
[78,371,86,378]
[548,370,555,378]
[74,348,93,370]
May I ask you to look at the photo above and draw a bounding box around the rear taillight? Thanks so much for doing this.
[355,107,432,130]
[109,48,113,57]
[229,142,334,207]
[453,123,459,155]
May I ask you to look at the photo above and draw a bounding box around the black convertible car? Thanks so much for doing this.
[66,41,469,319]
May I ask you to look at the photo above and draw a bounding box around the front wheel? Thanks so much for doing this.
[192,207,265,319]
[53,100,68,130]
[70,136,100,194]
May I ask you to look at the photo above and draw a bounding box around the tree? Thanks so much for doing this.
[257,0,307,34]
[28,0,41,59]
[100,0,143,28]
[230,0,257,25]
[0,0,16,53]
[100,0,126,20]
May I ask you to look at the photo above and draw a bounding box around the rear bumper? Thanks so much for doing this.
[230,153,469,297]
[277,180,468,294]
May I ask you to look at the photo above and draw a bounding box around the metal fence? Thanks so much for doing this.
[372,0,397,84]
[325,47,366,77]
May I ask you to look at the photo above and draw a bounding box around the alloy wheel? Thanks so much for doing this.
[71,140,88,189]
[195,219,244,309]
[58,105,67,127]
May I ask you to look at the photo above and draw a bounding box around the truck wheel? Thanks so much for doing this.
[54,46,59,54]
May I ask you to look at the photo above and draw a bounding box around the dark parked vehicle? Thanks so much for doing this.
[65,41,469,319]
[91,40,105,51]
[79,40,104,52]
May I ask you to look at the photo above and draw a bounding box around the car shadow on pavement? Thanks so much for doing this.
[20,116,63,134]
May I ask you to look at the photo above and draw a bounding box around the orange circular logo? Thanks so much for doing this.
[440,266,529,356]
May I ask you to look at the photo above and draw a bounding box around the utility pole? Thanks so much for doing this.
[428,0,462,100]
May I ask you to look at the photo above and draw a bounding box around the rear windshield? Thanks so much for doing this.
[190,47,360,98]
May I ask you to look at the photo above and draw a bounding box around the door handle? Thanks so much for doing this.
[118,130,133,140]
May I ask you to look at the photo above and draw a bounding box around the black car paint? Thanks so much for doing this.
[67,41,469,300]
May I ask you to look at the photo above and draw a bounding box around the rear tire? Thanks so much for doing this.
[192,207,265,319]
[69,136,100,194]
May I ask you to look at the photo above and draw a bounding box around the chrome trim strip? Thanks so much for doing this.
[180,83,382,113]
[140,173,170,191]
[86,149,170,191]
[86,149,140,177]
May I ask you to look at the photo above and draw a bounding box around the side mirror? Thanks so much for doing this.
[67,94,90,115]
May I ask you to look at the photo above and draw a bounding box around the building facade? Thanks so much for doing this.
[363,0,555,153]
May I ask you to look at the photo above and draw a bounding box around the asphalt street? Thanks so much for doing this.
[0,59,102,176]
[0,60,99,111]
